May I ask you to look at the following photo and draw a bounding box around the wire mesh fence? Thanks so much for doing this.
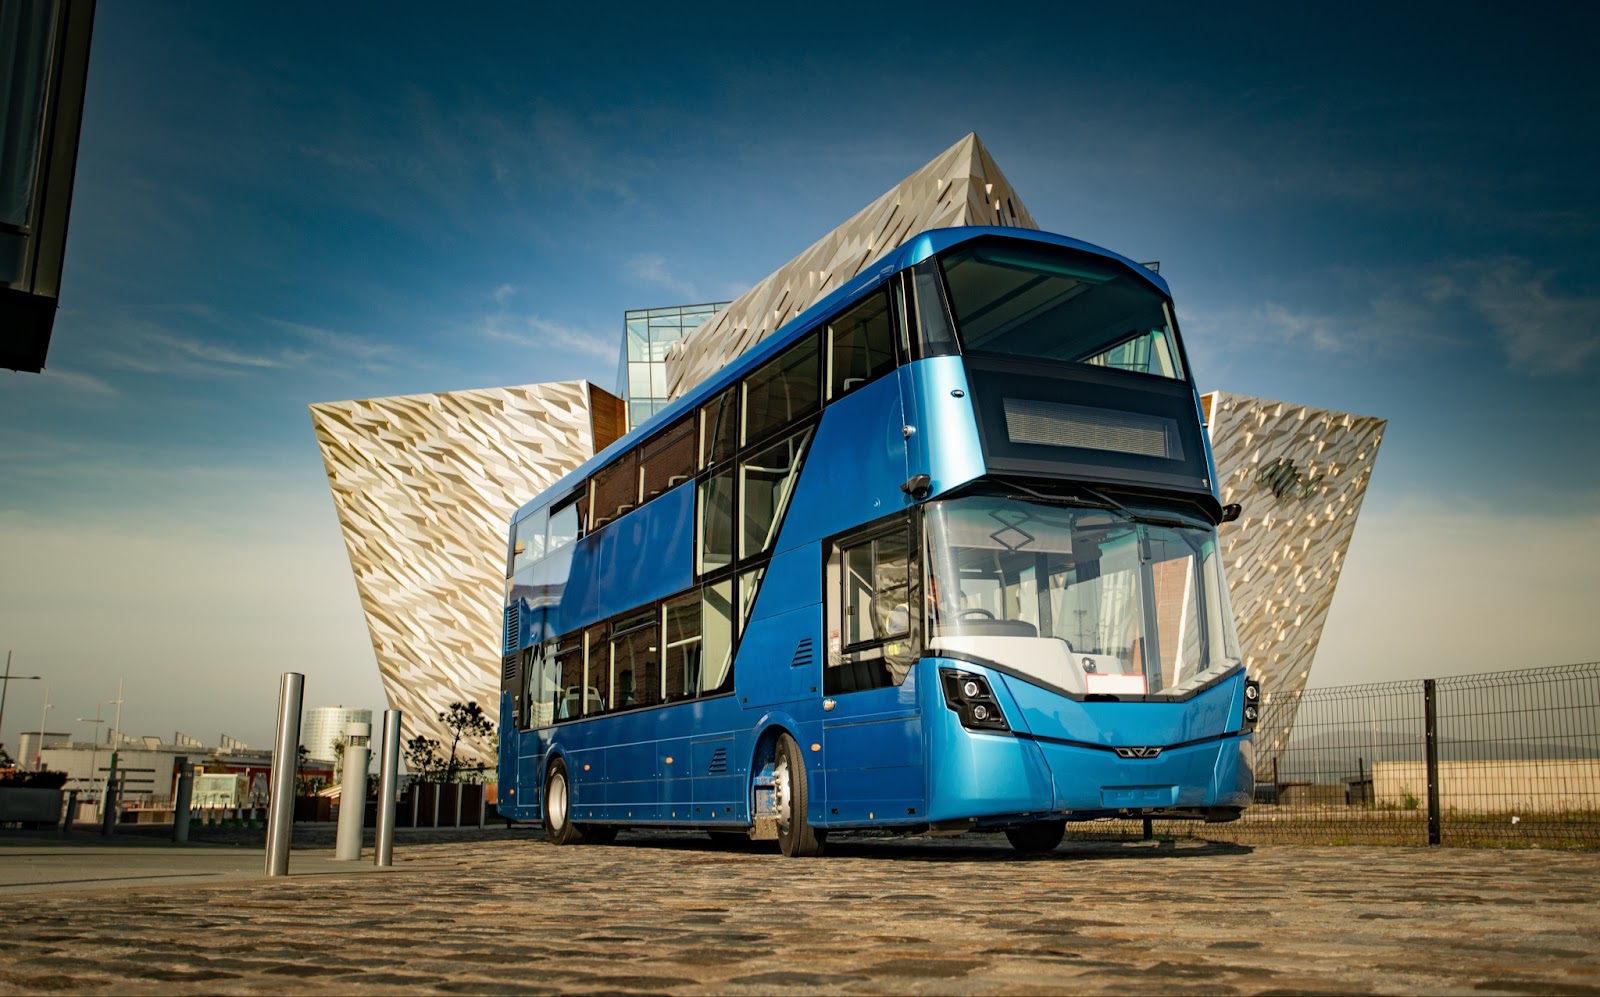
[1066,662,1600,848]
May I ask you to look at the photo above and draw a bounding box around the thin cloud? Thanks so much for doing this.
[626,253,701,301]
[1452,260,1600,375]
[265,318,400,373]
[97,323,293,377]
[10,367,119,397]
[478,312,616,361]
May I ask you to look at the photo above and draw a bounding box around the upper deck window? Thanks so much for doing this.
[940,242,1185,381]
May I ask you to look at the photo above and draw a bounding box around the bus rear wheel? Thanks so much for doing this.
[543,758,586,846]
[773,733,824,857]
[1005,819,1066,854]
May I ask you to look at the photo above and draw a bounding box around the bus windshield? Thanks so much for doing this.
[925,495,1238,698]
[940,241,1184,380]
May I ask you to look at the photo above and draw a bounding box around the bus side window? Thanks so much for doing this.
[910,257,959,357]
[547,501,579,552]
[827,519,914,693]
[739,427,813,560]
[591,454,637,529]
[698,470,735,576]
[662,591,702,703]
[512,508,547,575]
[611,611,660,711]
[701,579,734,695]
[699,385,738,469]
[743,332,820,447]
[515,647,535,730]
[827,291,896,400]
[526,640,559,728]
[640,414,696,503]
[554,634,583,721]
[585,623,610,716]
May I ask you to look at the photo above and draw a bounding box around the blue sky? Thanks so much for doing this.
[2,2,1596,748]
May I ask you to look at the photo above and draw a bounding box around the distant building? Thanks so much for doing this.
[617,303,728,431]
[310,382,628,763]
[302,706,372,762]
[311,135,1383,777]
[29,731,304,808]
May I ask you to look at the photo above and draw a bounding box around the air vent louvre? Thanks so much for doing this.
[708,747,727,774]
[504,604,520,655]
[791,638,815,668]
[502,653,518,685]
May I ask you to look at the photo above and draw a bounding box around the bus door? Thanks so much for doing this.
[819,515,926,824]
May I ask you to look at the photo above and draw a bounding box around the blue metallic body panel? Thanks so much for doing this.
[545,482,693,641]
[777,373,909,543]
[897,356,985,498]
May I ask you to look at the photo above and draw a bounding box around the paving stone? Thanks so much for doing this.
[1,828,1599,994]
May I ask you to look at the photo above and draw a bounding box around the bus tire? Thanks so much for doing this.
[543,758,585,846]
[1005,819,1065,854]
[774,732,824,857]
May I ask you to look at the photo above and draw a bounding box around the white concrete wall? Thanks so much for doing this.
[1373,759,1600,812]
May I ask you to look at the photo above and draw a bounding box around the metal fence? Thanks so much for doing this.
[1069,662,1600,848]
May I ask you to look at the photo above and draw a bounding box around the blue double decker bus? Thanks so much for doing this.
[496,226,1258,856]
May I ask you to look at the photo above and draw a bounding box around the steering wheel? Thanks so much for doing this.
[959,608,995,620]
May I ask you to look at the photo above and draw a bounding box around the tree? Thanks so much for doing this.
[404,735,443,783]
[438,701,493,783]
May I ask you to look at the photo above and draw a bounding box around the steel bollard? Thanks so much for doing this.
[62,790,77,834]
[374,709,401,867]
[334,721,371,860]
[265,672,304,877]
[173,757,194,844]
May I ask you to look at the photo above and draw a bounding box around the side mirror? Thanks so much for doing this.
[901,473,932,500]
[1220,503,1242,523]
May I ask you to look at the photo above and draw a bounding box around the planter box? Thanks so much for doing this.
[294,795,332,822]
[402,783,485,827]
[0,787,63,827]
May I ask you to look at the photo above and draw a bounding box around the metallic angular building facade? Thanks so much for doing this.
[1207,391,1387,771]
[310,382,624,760]
[312,134,1383,778]
[665,132,1038,398]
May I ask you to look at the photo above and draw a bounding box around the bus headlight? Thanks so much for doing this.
[1242,679,1261,729]
[941,669,1010,732]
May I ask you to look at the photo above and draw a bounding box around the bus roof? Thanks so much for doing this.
[512,226,1171,523]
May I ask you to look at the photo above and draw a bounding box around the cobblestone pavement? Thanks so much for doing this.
[1,826,1597,995]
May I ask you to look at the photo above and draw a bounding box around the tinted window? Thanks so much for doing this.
[941,241,1183,379]
[828,292,896,398]
[698,470,735,575]
[591,454,637,529]
[740,427,813,559]
[700,385,738,468]
[662,592,702,703]
[610,612,660,711]
[640,415,696,502]
[554,634,585,721]
[702,580,734,694]
[585,624,610,716]
[743,333,820,446]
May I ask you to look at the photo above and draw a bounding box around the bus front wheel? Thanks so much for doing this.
[543,758,586,846]
[773,733,825,857]
[1005,820,1065,854]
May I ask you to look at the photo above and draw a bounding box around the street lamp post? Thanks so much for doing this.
[0,650,44,760]
[77,710,106,818]
[35,687,52,770]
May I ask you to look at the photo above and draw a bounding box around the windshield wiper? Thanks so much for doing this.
[999,478,1201,530]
